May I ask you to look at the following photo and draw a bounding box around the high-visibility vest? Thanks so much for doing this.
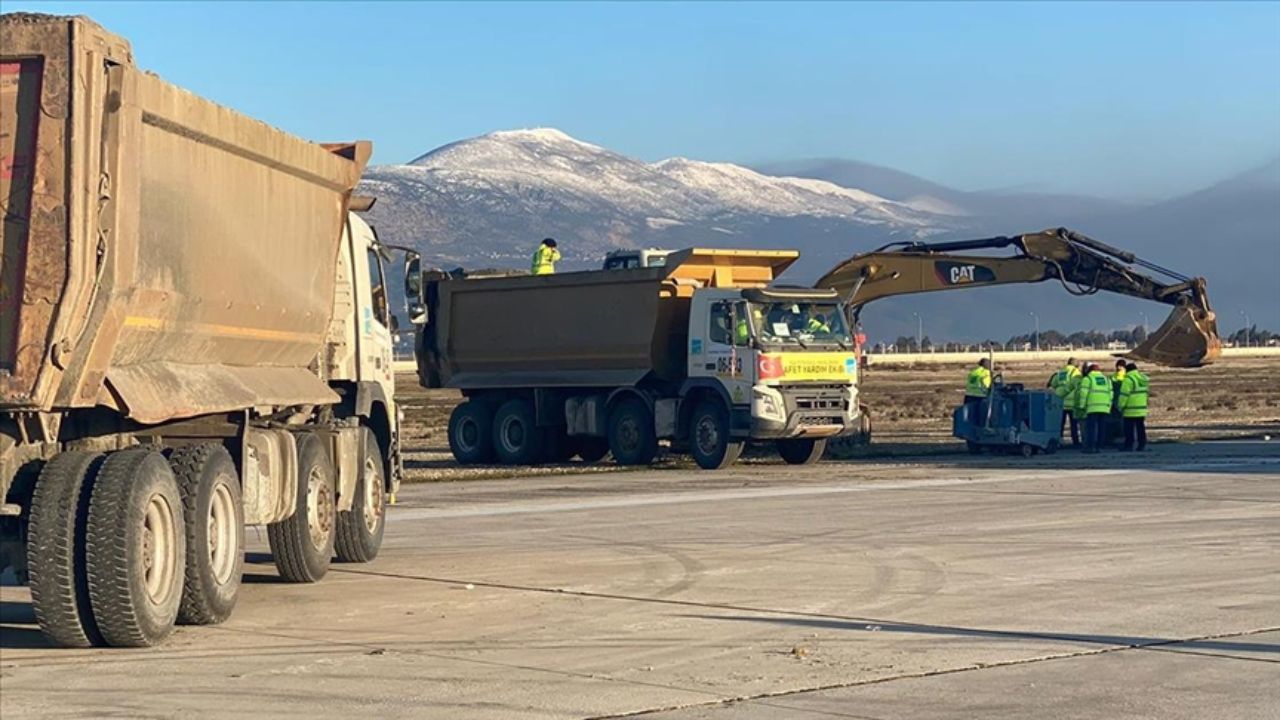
[1119,371,1149,418]
[1112,367,1127,383]
[806,317,830,334]
[1071,375,1089,418]
[735,316,749,345]
[1085,372,1113,414]
[1050,365,1079,398]
[965,366,991,397]
[531,244,560,275]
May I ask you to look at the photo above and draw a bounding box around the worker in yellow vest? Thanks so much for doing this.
[531,238,560,275]
[964,358,992,421]
[1110,359,1128,414]
[1118,361,1149,451]
[1082,364,1114,454]
[1049,357,1082,446]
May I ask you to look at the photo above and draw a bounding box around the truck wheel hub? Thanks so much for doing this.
[696,416,720,453]
[501,418,526,451]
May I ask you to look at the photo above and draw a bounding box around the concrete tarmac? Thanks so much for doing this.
[1,442,1277,719]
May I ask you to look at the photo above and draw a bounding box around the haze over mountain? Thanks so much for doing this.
[360,129,1277,342]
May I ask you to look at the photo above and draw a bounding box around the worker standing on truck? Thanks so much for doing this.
[1050,357,1082,445]
[531,238,560,275]
[1082,364,1114,454]
[964,358,992,420]
[1118,361,1149,452]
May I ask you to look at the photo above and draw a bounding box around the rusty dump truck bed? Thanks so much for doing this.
[422,249,796,389]
[0,14,368,422]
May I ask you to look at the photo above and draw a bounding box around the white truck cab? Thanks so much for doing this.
[685,286,860,449]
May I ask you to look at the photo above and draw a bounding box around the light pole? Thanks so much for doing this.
[1029,312,1039,352]
[1138,311,1148,340]
[1241,310,1251,347]
[911,312,922,351]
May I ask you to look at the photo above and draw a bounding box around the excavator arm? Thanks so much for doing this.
[816,228,1221,367]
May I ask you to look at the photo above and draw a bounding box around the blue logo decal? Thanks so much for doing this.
[691,339,703,355]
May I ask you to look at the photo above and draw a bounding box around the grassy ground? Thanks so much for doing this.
[394,356,1280,482]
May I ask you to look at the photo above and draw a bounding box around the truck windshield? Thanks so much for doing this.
[750,302,851,346]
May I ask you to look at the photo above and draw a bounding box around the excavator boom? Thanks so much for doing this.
[816,228,1221,367]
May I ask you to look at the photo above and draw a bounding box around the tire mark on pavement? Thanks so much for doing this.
[584,626,1280,719]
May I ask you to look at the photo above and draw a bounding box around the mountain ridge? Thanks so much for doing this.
[359,129,1277,340]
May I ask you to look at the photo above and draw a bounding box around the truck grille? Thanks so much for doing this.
[782,385,850,427]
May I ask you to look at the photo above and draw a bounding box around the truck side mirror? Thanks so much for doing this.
[404,253,422,301]
[407,302,427,326]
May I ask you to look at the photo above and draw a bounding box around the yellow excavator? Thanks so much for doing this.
[817,227,1221,367]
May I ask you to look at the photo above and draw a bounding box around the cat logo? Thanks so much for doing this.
[935,261,995,286]
[950,265,977,283]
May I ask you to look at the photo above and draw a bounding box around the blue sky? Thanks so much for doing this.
[9,1,1280,198]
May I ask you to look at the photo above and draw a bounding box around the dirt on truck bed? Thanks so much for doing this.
[395,356,1280,483]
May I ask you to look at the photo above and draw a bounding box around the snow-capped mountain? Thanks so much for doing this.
[359,128,963,279]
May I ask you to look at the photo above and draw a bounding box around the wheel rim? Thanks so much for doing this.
[616,415,640,453]
[362,456,384,534]
[207,478,239,585]
[141,493,179,605]
[695,414,720,456]
[306,467,334,551]
[457,417,479,452]
[500,416,526,453]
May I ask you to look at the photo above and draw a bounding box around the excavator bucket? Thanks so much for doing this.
[1128,304,1222,368]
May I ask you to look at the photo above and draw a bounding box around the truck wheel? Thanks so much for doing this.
[689,400,743,470]
[574,437,611,463]
[777,438,827,465]
[608,398,658,466]
[268,433,336,583]
[27,452,105,648]
[492,398,540,465]
[86,448,187,647]
[336,428,386,563]
[170,444,243,626]
[449,401,495,464]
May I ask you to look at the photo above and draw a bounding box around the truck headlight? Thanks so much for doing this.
[752,386,785,421]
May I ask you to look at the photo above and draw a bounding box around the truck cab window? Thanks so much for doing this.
[368,247,388,326]
[709,301,749,347]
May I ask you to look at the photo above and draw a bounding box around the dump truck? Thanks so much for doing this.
[0,13,401,647]
[406,249,862,470]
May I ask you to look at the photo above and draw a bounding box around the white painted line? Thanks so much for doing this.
[390,469,1131,521]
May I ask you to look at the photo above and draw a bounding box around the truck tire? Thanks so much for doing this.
[268,433,336,583]
[608,397,658,466]
[492,398,540,465]
[690,399,743,470]
[449,401,495,464]
[574,437,611,463]
[27,452,105,648]
[170,444,243,626]
[86,448,187,647]
[336,428,386,563]
[778,438,827,465]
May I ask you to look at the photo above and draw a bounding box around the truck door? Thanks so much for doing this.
[698,300,754,406]
[351,228,395,390]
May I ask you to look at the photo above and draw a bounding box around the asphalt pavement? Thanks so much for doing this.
[1,442,1276,719]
